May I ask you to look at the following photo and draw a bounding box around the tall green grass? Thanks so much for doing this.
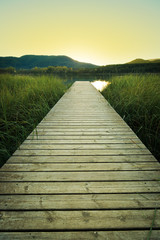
[0,74,67,166]
[102,74,160,161]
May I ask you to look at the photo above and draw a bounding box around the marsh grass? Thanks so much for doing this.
[0,74,67,166]
[102,74,160,161]
[147,208,157,240]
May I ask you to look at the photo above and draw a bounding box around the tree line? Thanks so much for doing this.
[0,63,160,76]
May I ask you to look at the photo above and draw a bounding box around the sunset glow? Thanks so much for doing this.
[91,81,111,92]
[0,0,160,65]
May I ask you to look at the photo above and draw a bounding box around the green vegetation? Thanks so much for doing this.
[0,55,160,76]
[147,208,157,240]
[0,74,67,166]
[102,74,160,161]
[127,58,160,64]
[1,62,160,76]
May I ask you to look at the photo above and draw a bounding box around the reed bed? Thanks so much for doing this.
[102,73,160,161]
[0,74,67,166]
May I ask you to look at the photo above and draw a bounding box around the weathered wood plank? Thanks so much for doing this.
[0,209,160,230]
[39,122,128,126]
[0,231,160,240]
[36,126,131,130]
[1,162,160,172]
[24,139,142,144]
[13,149,151,156]
[0,171,159,182]
[1,181,160,194]
[19,143,146,150]
[27,135,140,140]
[7,155,157,163]
[42,115,122,119]
[41,120,125,123]
[30,132,136,137]
[36,128,133,133]
[0,193,159,210]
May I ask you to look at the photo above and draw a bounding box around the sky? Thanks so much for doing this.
[0,0,160,65]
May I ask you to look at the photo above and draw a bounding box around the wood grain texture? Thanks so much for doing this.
[0,209,160,230]
[0,231,160,240]
[13,149,151,156]
[23,139,142,144]
[7,155,157,163]
[26,135,140,140]
[0,181,160,194]
[1,162,160,171]
[19,143,146,150]
[0,193,160,210]
[0,170,159,182]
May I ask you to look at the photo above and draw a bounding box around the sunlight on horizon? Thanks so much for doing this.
[0,1,159,65]
[91,80,111,92]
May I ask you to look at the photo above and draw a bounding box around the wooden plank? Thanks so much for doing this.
[30,132,136,137]
[36,128,132,131]
[0,230,160,240]
[13,149,151,156]
[29,132,137,136]
[1,181,160,194]
[24,139,142,144]
[31,129,133,133]
[0,209,160,230]
[19,143,146,150]
[1,162,160,172]
[47,111,103,114]
[39,116,123,119]
[7,155,157,163]
[39,122,128,126]
[0,193,160,210]
[38,125,129,128]
[0,171,160,182]
[40,121,125,123]
[46,115,120,118]
[36,125,131,129]
[45,110,119,113]
[27,135,140,140]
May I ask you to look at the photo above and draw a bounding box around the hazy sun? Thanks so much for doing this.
[91,80,111,92]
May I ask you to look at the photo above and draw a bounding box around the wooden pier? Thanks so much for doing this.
[0,81,160,239]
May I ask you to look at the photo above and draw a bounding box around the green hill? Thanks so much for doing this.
[0,55,97,69]
[127,58,160,64]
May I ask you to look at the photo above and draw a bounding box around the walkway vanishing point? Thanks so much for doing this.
[0,81,160,240]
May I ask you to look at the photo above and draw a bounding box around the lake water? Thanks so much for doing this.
[63,75,113,92]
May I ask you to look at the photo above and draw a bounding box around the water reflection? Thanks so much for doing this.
[91,80,111,92]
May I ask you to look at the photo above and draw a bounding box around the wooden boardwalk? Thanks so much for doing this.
[0,81,160,239]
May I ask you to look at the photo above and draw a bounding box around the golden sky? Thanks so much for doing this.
[0,0,160,65]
